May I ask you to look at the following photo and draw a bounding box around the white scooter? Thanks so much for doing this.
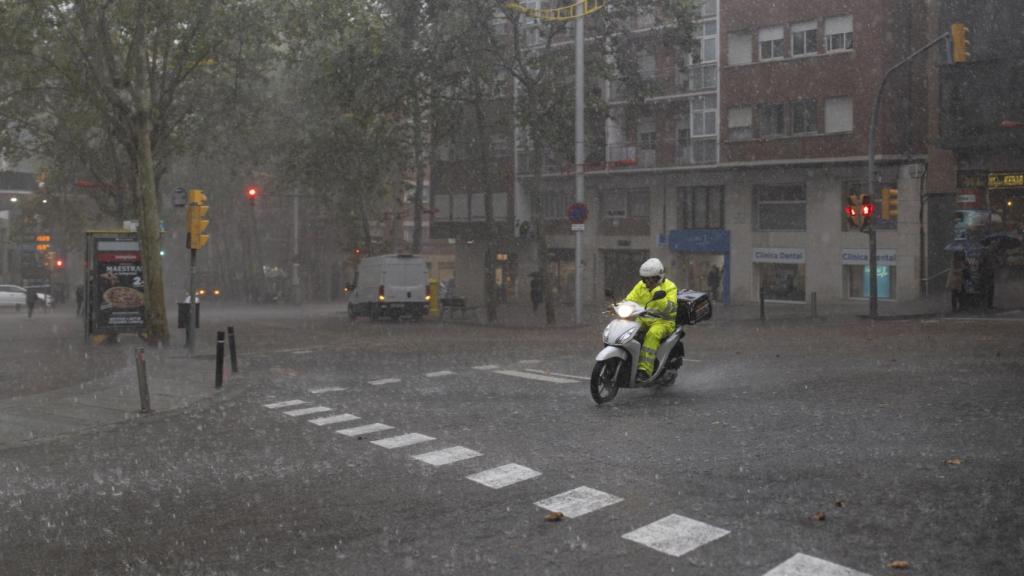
[590,290,710,405]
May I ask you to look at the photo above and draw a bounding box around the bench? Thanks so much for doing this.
[440,297,467,320]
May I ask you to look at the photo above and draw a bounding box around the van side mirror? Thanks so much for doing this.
[651,290,666,301]
[603,288,613,299]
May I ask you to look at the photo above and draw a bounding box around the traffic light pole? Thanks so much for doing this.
[187,248,197,355]
[866,32,950,317]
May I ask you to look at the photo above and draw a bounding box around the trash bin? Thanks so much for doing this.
[177,302,200,329]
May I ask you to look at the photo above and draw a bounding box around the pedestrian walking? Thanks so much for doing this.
[529,273,543,313]
[707,265,721,301]
[26,288,38,318]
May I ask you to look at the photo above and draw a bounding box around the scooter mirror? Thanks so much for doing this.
[651,290,666,301]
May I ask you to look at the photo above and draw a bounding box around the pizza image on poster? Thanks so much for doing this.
[94,250,145,331]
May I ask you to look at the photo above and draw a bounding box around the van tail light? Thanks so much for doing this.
[378,285,385,302]
[425,285,431,301]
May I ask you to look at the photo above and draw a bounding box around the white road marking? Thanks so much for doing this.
[310,387,347,394]
[263,400,307,409]
[472,365,500,370]
[682,358,701,363]
[335,423,394,437]
[425,370,455,378]
[282,406,332,417]
[466,463,541,489]
[309,413,360,426]
[761,553,872,576]
[368,378,401,386]
[535,486,623,518]
[517,359,541,364]
[291,349,314,355]
[493,370,576,384]
[622,514,730,557]
[524,368,589,381]
[411,446,482,466]
[371,433,435,449]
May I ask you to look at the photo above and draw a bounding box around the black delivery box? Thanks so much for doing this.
[677,289,712,325]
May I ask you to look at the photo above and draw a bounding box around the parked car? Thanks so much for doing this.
[0,284,54,308]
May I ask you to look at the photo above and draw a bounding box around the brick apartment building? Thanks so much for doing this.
[431,0,1016,310]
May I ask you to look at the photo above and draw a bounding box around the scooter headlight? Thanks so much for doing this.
[615,326,639,345]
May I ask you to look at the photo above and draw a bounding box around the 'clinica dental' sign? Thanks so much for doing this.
[753,248,805,264]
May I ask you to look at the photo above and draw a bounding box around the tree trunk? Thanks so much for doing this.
[411,93,425,254]
[473,97,498,323]
[134,114,169,344]
[530,140,556,325]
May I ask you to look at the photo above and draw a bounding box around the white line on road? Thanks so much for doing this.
[263,400,307,409]
[335,423,394,437]
[310,387,347,394]
[291,349,314,355]
[411,446,482,466]
[622,514,730,558]
[535,486,623,518]
[282,406,332,417]
[466,463,541,489]
[425,370,455,378]
[371,433,435,449]
[309,413,360,426]
[368,378,401,386]
[493,370,577,384]
[761,553,871,576]
[682,358,701,363]
[517,359,541,364]
[524,368,589,381]
[472,365,500,370]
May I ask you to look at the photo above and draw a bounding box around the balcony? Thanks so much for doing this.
[609,64,717,103]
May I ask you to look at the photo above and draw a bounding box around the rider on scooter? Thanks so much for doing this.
[623,258,678,383]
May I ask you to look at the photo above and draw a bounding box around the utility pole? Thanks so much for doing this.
[573,1,585,325]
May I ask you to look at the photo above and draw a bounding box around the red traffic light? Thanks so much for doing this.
[861,202,874,217]
[55,259,64,269]
[246,187,258,199]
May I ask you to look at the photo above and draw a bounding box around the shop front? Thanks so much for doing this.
[841,249,897,300]
[666,229,730,304]
[753,247,805,302]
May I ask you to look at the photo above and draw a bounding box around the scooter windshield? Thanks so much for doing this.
[614,301,644,319]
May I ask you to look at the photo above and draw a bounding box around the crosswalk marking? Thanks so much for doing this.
[472,365,500,370]
[282,406,332,417]
[524,368,589,381]
[335,423,394,437]
[535,486,623,518]
[466,463,541,489]
[263,400,307,409]
[622,514,730,557]
[310,387,347,394]
[309,413,360,426]
[762,554,871,576]
[371,433,435,449]
[493,370,576,384]
[411,446,482,466]
[517,359,541,364]
[368,378,401,386]
[425,370,455,378]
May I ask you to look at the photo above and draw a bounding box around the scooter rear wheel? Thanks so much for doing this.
[590,359,622,405]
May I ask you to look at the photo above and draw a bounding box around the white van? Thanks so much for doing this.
[347,254,430,320]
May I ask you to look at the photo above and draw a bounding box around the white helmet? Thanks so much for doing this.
[639,257,664,279]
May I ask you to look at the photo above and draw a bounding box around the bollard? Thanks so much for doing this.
[228,326,239,374]
[759,286,766,323]
[215,331,225,389]
[810,291,818,319]
[135,347,151,413]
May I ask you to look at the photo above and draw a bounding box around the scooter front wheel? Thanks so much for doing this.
[590,358,622,405]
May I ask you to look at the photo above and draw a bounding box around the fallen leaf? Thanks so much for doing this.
[811,511,827,522]
[945,458,962,466]
[888,560,911,570]
[545,511,564,522]
[834,500,846,508]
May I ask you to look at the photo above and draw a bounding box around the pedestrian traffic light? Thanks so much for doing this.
[845,194,863,229]
[950,22,970,63]
[860,194,875,230]
[186,189,210,250]
[881,187,899,221]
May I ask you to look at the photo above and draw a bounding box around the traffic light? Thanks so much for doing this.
[950,22,970,63]
[186,189,210,250]
[55,258,64,269]
[881,187,899,221]
[845,194,863,229]
[245,186,259,206]
[860,194,875,230]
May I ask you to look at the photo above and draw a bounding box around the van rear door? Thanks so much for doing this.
[383,257,427,302]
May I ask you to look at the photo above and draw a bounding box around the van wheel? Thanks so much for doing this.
[347,303,357,320]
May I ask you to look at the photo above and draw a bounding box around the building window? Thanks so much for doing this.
[639,52,656,79]
[791,21,818,56]
[698,21,718,63]
[757,103,786,137]
[825,15,853,52]
[603,189,649,219]
[728,31,752,66]
[541,190,571,220]
[727,106,753,140]
[691,138,718,164]
[791,99,817,134]
[698,0,717,18]
[757,263,806,302]
[759,26,784,60]
[825,96,853,133]
[688,64,717,91]
[678,186,725,229]
[692,94,717,137]
[754,185,806,231]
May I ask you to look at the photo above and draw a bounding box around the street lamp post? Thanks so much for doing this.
[573,2,585,325]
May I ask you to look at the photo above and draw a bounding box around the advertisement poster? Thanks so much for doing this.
[93,238,146,332]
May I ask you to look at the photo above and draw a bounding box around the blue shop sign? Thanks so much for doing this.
[664,229,731,253]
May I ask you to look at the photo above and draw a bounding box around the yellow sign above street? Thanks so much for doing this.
[988,172,1024,189]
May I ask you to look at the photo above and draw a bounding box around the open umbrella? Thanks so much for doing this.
[980,231,1023,252]
[944,238,976,253]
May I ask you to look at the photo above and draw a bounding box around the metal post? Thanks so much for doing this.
[228,325,238,374]
[573,1,585,326]
[810,291,818,319]
[215,330,225,389]
[187,248,197,353]
[292,194,300,305]
[134,347,151,413]
[759,285,766,323]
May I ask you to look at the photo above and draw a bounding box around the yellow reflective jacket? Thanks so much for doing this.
[624,278,678,327]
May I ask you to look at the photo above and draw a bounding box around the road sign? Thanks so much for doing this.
[567,202,589,224]
[571,223,585,232]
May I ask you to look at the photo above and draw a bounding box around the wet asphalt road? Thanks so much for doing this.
[1,306,1022,575]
